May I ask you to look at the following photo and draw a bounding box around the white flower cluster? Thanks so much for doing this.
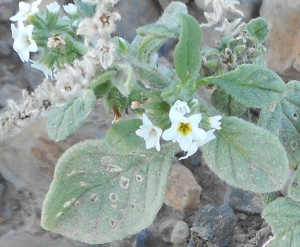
[9,0,79,78]
[136,100,222,160]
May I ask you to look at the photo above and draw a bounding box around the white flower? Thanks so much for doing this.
[136,114,162,152]
[30,60,53,79]
[47,2,60,13]
[63,3,77,15]
[209,115,222,130]
[179,129,216,160]
[10,0,42,22]
[11,23,38,62]
[162,110,207,152]
[170,100,190,116]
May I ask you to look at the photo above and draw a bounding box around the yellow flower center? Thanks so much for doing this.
[150,129,157,136]
[178,122,192,136]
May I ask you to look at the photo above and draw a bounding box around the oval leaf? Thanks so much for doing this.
[197,64,286,108]
[245,17,269,44]
[202,117,289,193]
[174,13,202,83]
[262,197,300,247]
[47,89,96,141]
[41,140,175,244]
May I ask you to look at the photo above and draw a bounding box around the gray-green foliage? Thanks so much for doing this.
[40,2,300,246]
[46,89,96,141]
[202,117,289,193]
[259,80,300,168]
[263,197,300,247]
[41,139,176,244]
[198,64,286,108]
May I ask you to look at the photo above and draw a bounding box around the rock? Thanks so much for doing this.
[0,0,14,21]
[158,218,177,243]
[22,62,44,90]
[0,230,91,247]
[0,84,22,107]
[135,229,152,247]
[157,0,189,10]
[0,41,11,58]
[260,0,300,81]
[170,220,190,245]
[189,204,238,247]
[226,187,265,214]
[116,0,161,41]
[164,161,202,210]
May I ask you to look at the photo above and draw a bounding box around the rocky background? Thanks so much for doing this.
[0,0,298,246]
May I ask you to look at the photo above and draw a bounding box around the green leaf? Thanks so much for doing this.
[262,197,300,247]
[136,24,176,38]
[288,168,300,201]
[197,64,286,107]
[105,119,145,154]
[73,0,96,17]
[106,87,128,115]
[156,1,188,34]
[202,117,289,193]
[112,63,136,97]
[88,70,115,98]
[259,81,300,168]
[174,14,202,83]
[46,90,96,142]
[41,140,176,244]
[245,17,269,44]
[133,62,173,89]
[211,88,247,117]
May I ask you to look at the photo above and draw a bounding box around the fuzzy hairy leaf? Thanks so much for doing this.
[288,168,300,201]
[259,80,300,168]
[73,0,96,17]
[197,64,286,107]
[245,17,269,44]
[174,13,202,83]
[202,117,289,193]
[211,88,247,117]
[156,1,188,34]
[105,118,144,154]
[262,197,300,247]
[112,63,136,97]
[41,140,175,244]
[88,70,115,98]
[47,89,96,141]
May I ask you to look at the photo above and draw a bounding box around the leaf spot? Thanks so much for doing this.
[291,140,298,151]
[101,156,113,165]
[292,182,298,187]
[79,182,87,187]
[90,194,98,202]
[109,218,116,227]
[56,212,63,218]
[75,201,80,206]
[120,176,130,189]
[63,198,76,208]
[135,174,143,182]
[109,193,118,202]
[293,112,298,119]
